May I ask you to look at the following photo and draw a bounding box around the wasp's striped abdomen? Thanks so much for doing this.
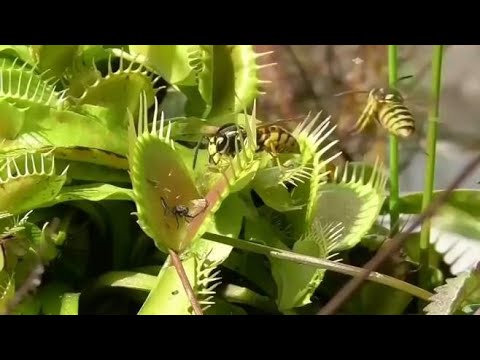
[351,87,416,138]
[256,125,300,155]
[377,103,415,138]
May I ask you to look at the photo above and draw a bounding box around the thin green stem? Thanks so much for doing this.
[419,45,444,293]
[388,45,400,236]
[202,232,433,301]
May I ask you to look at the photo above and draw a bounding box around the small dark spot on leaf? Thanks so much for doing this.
[171,290,179,296]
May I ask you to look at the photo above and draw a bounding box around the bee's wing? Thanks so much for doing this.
[186,198,209,217]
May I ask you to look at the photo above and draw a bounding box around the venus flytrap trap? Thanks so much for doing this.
[30,45,80,82]
[295,112,343,226]
[0,58,64,109]
[129,45,273,120]
[314,159,389,252]
[129,92,234,314]
[65,49,165,119]
[0,152,69,215]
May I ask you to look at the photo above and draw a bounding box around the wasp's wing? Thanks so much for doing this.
[186,198,209,217]
[255,117,304,132]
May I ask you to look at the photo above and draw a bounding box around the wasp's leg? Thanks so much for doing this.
[161,197,169,216]
[175,214,180,229]
[266,142,289,170]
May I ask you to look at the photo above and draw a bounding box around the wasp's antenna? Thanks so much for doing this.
[192,136,205,170]
[333,89,370,97]
[396,75,414,84]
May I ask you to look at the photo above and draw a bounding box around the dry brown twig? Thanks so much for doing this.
[168,249,204,315]
[318,152,480,315]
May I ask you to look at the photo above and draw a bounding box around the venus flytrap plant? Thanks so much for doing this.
[1,44,466,315]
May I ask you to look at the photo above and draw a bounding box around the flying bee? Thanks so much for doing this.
[161,197,209,229]
[335,75,416,139]
[194,119,301,169]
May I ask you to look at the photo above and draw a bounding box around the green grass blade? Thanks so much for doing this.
[419,45,444,292]
[388,45,399,235]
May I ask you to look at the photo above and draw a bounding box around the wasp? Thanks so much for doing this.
[161,197,209,229]
[336,75,416,138]
[194,119,301,169]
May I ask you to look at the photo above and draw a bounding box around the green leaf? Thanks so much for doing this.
[138,255,201,315]
[11,295,41,315]
[424,266,480,315]
[219,283,277,313]
[402,196,480,245]
[90,271,156,292]
[0,99,27,140]
[102,201,137,270]
[50,183,134,204]
[205,297,247,315]
[399,189,480,216]
[221,250,275,297]
[344,282,412,315]
[251,167,306,212]
[53,159,130,183]
[1,106,129,160]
